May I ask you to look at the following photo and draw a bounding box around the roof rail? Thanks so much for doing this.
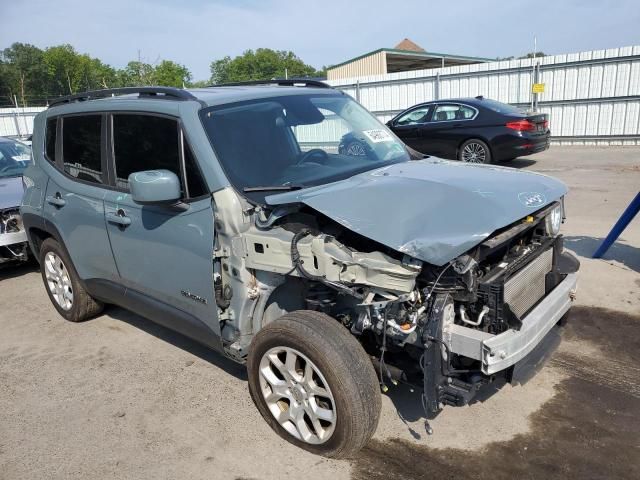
[213,79,331,89]
[48,87,203,108]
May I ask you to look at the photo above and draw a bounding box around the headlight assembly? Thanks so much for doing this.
[545,202,563,236]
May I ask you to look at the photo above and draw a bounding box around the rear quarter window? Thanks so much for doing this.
[45,118,57,163]
[62,115,103,185]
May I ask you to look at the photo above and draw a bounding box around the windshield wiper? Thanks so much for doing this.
[243,184,304,193]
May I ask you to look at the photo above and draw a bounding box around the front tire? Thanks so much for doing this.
[39,238,103,322]
[459,138,492,164]
[247,310,381,458]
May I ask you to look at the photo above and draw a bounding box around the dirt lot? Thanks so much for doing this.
[1,146,639,480]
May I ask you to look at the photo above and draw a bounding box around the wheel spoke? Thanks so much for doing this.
[310,400,335,423]
[289,402,314,442]
[267,352,290,382]
[284,350,300,380]
[304,404,326,439]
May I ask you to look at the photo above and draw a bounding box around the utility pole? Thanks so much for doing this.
[531,35,536,112]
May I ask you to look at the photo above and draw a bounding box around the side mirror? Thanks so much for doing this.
[386,120,394,128]
[129,170,181,205]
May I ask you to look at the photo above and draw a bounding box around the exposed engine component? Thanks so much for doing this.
[0,209,28,263]
[0,209,23,234]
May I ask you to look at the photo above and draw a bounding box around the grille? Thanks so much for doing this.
[504,248,553,318]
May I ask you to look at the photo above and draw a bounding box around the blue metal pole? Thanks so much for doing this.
[593,192,640,259]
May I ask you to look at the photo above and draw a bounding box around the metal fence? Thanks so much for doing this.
[328,45,640,145]
[0,107,44,138]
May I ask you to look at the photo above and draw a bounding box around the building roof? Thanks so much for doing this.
[394,38,425,52]
[328,46,493,73]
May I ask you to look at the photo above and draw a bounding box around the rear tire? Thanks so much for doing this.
[459,139,492,164]
[247,310,381,458]
[39,238,103,322]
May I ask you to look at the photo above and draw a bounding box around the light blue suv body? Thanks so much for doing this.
[20,83,579,457]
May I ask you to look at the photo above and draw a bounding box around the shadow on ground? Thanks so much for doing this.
[0,261,38,280]
[564,235,640,272]
[504,157,537,169]
[350,306,640,480]
[106,306,247,380]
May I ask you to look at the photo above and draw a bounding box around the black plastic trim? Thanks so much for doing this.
[215,79,331,89]
[49,87,205,108]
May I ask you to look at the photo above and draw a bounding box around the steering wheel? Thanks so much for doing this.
[296,148,329,166]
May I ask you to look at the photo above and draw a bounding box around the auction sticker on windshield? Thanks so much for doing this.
[362,129,393,143]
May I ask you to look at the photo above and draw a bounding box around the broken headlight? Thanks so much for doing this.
[545,202,563,236]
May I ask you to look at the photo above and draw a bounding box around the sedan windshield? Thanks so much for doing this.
[0,139,31,178]
[200,93,410,199]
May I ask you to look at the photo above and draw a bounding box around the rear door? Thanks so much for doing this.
[420,103,478,158]
[102,113,220,346]
[389,105,431,152]
[43,113,120,282]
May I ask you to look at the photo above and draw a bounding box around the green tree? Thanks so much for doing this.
[153,60,192,87]
[120,60,156,86]
[210,48,323,84]
[0,43,48,106]
[43,44,82,95]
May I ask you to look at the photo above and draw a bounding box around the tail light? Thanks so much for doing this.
[542,119,549,129]
[506,120,536,132]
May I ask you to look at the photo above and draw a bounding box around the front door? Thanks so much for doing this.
[390,105,432,153]
[102,113,220,347]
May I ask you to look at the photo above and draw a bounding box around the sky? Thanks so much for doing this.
[1,0,639,81]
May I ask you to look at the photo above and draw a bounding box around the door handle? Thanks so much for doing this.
[106,209,132,227]
[46,193,66,208]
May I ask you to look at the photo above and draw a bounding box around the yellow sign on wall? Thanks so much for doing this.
[532,83,545,93]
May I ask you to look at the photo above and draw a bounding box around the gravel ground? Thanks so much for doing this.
[1,146,639,480]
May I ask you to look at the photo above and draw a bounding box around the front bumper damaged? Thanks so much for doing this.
[0,230,27,247]
[444,272,578,375]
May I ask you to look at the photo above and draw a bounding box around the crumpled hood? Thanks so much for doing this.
[0,176,24,210]
[267,159,567,266]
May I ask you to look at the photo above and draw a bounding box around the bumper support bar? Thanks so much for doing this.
[444,273,578,374]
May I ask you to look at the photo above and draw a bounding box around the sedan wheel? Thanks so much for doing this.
[259,346,336,444]
[461,141,488,163]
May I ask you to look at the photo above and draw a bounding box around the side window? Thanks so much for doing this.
[45,117,57,163]
[184,143,207,198]
[433,104,477,122]
[396,106,431,125]
[112,114,181,191]
[62,115,103,184]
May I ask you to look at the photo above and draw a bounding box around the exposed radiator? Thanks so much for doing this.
[504,248,553,318]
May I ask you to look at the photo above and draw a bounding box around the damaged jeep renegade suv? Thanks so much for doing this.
[21,82,579,458]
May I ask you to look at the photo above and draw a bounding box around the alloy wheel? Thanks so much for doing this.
[461,142,487,163]
[44,252,74,310]
[258,346,337,444]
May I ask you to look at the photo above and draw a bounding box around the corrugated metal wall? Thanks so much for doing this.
[329,45,640,145]
[327,51,387,81]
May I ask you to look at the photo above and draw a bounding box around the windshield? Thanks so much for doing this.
[0,139,31,178]
[200,93,410,200]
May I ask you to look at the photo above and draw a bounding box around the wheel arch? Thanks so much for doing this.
[22,213,65,262]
